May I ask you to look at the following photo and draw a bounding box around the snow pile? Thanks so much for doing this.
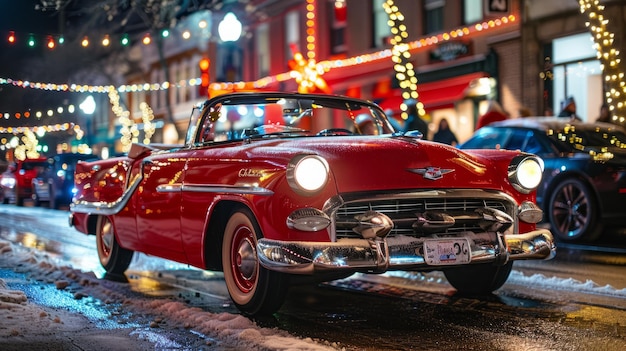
[0,239,339,350]
[507,270,626,298]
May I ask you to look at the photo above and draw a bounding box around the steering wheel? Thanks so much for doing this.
[316,128,354,136]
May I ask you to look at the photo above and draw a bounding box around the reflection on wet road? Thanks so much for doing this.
[1,204,625,350]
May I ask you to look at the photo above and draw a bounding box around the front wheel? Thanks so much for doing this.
[548,178,601,242]
[96,216,133,276]
[444,262,513,294]
[222,208,289,316]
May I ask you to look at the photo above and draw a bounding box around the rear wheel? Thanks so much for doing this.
[222,208,289,316]
[548,178,601,242]
[14,187,23,206]
[49,185,58,209]
[444,262,513,294]
[96,216,133,276]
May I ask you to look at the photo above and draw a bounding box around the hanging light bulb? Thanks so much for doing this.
[8,31,16,44]
[47,36,55,49]
[81,36,89,47]
[142,33,151,45]
[102,35,110,47]
[120,34,130,46]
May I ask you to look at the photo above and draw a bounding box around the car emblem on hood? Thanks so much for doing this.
[408,167,454,180]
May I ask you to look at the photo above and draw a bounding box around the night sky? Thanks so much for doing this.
[0,0,72,128]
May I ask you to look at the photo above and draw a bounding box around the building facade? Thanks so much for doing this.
[110,0,626,151]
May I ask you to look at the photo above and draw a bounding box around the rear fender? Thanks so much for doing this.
[74,157,135,204]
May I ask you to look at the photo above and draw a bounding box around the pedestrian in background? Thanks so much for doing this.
[433,118,458,146]
[476,100,507,130]
[404,100,428,138]
[596,103,613,124]
[518,106,532,118]
[558,96,581,121]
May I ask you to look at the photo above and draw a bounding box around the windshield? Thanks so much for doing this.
[186,93,396,146]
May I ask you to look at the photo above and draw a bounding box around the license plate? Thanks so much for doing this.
[423,238,471,265]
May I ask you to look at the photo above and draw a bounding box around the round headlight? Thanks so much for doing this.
[509,156,543,193]
[287,155,329,195]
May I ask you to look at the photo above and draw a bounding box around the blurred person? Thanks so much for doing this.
[544,106,554,116]
[518,106,532,118]
[558,96,581,121]
[355,114,378,135]
[596,103,613,123]
[476,100,507,130]
[432,118,458,146]
[404,100,428,137]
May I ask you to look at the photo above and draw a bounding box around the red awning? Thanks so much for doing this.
[375,72,488,112]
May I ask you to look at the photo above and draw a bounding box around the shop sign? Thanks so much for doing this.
[430,41,471,62]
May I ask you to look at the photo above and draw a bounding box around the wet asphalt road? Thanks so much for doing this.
[1,204,625,350]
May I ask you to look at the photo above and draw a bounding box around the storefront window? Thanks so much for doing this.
[373,0,389,47]
[463,0,482,24]
[424,0,444,34]
[256,23,270,77]
[285,10,300,65]
[552,33,602,121]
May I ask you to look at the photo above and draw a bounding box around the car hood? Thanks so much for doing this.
[242,136,515,193]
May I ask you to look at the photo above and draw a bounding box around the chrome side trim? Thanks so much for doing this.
[70,173,142,215]
[156,183,274,196]
[72,178,273,216]
[182,184,274,195]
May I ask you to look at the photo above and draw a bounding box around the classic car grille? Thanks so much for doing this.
[333,197,511,239]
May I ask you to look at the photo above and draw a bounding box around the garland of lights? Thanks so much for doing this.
[383,0,424,120]
[140,102,156,144]
[0,14,517,97]
[2,104,77,121]
[579,0,625,124]
[108,87,134,152]
[13,129,40,160]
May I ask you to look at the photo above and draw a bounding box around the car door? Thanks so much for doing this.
[133,148,190,262]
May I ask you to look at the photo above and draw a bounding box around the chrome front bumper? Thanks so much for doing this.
[257,229,555,275]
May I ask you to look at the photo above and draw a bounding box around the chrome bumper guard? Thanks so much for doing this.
[257,229,555,275]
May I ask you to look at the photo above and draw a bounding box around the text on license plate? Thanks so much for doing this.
[423,238,471,265]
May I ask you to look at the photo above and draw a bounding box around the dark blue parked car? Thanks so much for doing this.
[32,153,99,209]
[459,117,626,242]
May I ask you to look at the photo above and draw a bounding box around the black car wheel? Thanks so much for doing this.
[221,207,289,316]
[14,187,23,206]
[548,178,601,242]
[444,261,513,294]
[49,185,58,209]
[96,216,133,275]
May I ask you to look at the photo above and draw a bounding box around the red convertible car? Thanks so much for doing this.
[70,92,555,315]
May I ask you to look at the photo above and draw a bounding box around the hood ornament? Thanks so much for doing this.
[408,167,454,180]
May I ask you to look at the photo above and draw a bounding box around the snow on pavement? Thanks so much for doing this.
[0,239,340,350]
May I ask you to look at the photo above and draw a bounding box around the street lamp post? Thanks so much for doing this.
[79,95,96,148]
[217,12,243,83]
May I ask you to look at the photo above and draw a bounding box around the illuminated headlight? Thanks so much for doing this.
[508,155,543,193]
[0,177,16,189]
[287,155,329,195]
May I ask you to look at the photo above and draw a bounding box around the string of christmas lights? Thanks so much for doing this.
[4,26,193,51]
[0,13,517,98]
[383,0,424,121]
[2,104,78,121]
[579,0,625,124]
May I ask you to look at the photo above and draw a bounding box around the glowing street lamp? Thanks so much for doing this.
[218,12,242,42]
